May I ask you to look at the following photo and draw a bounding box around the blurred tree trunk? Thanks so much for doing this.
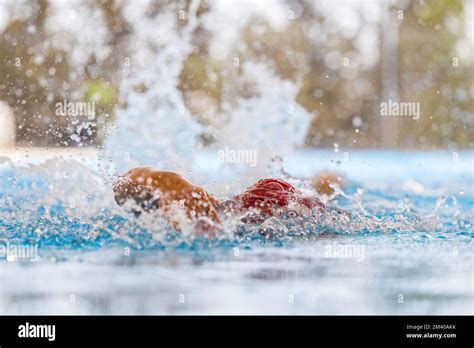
[380,2,400,148]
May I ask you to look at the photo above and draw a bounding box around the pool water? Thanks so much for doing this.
[0,150,472,314]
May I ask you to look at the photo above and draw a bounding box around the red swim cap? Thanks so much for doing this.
[235,178,325,215]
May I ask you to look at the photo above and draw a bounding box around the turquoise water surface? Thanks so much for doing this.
[0,150,472,314]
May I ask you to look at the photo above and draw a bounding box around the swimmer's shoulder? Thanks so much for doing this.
[128,168,187,186]
[149,170,186,184]
[125,167,181,179]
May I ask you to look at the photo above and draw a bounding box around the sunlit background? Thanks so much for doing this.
[0,0,472,151]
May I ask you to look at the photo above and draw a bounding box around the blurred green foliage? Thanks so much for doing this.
[84,80,118,122]
[398,0,473,148]
[178,53,223,114]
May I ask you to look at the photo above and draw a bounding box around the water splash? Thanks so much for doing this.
[1,3,472,252]
[102,2,312,192]
[1,153,471,251]
[104,0,204,175]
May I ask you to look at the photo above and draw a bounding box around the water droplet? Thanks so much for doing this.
[352,116,362,128]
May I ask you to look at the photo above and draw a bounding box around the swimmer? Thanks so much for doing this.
[113,166,328,233]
